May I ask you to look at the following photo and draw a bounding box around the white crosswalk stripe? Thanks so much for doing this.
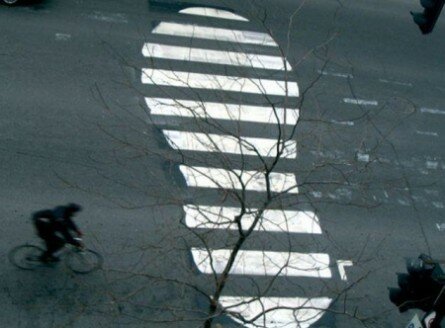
[183,205,322,233]
[179,165,299,193]
[153,22,277,46]
[143,43,289,69]
[179,7,249,21]
[145,98,299,125]
[163,130,297,158]
[141,69,299,96]
[191,248,332,278]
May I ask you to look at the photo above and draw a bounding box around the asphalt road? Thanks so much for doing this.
[1,0,445,327]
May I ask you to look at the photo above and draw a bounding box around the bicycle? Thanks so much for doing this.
[9,238,103,274]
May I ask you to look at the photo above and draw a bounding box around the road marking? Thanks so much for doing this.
[433,202,444,209]
[378,79,413,87]
[145,98,299,125]
[426,160,439,170]
[179,165,299,193]
[163,130,297,158]
[191,248,332,277]
[141,69,299,96]
[425,189,439,196]
[343,98,378,106]
[179,7,249,21]
[153,22,277,47]
[85,11,128,23]
[397,198,410,206]
[55,33,71,41]
[337,260,353,281]
[311,191,323,198]
[357,152,370,162]
[421,107,445,115]
[219,296,332,328]
[142,43,289,70]
[142,8,350,327]
[318,70,353,79]
[436,223,445,231]
[330,119,354,126]
[184,205,322,233]
[416,130,439,137]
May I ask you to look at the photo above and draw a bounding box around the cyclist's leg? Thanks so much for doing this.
[41,235,65,261]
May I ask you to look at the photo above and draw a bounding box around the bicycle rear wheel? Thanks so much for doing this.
[9,245,44,270]
[65,249,103,274]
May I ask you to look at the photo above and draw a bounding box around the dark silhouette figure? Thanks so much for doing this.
[32,203,83,262]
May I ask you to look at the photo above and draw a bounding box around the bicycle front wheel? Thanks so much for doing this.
[65,249,103,274]
[8,245,44,270]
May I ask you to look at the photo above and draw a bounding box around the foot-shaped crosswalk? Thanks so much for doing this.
[141,5,350,327]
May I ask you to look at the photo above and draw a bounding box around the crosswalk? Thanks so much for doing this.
[141,5,348,327]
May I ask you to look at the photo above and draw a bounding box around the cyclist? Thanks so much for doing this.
[32,203,83,262]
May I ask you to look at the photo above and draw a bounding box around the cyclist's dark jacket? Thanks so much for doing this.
[32,206,80,245]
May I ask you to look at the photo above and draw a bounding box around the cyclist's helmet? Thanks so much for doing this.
[67,203,82,213]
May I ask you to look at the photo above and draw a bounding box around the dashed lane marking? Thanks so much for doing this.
[55,33,71,41]
[84,11,128,24]
[318,70,353,79]
[416,130,439,137]
[343,98,378,106]
[330,119,354,126]
[378,79,413,87]
[421,107,445,115]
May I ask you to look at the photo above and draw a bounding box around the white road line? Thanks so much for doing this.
[191,248,332,278]
[330,119,354,126]
[421,107,445,115]
[433,202,444,209]
[179,165,299,193]
[378,79,413,87]
[55,33,71,41]
[311,191,323,198]
[416,130,439,137]
[179,7,249,21]
[153,22,277,47]
[145,98,299,125]
[356,153,370,162]
[343,98,378,106]
[436,223,445,231]
[163,130,297,158]
[85,11,128,23]
[183,205,322,233]
[142,43,289,70]
[426,160,439,170]
[219,296,332,328]
[142,69,299,96]
[337,260,353,281]
[318,70,353,79]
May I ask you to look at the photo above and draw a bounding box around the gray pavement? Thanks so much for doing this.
[1,0,445,327]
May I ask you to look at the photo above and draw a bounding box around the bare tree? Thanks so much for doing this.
[57,2,419,327]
